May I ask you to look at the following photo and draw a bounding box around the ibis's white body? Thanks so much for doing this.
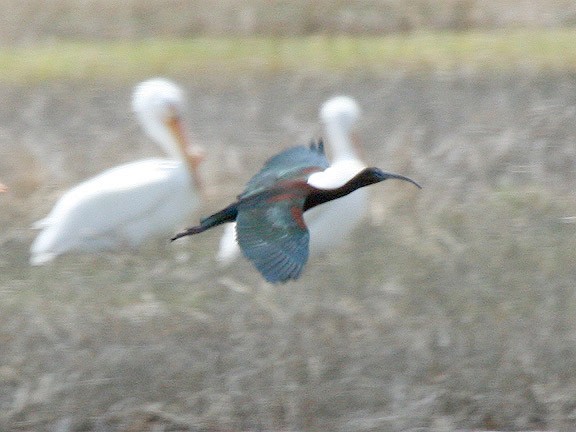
[30,78,201,265]
[217,95,367,264]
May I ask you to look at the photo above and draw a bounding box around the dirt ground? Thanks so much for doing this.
[1,70,576,431]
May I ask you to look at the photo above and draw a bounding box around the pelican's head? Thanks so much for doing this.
[132,78,204,185]
[320,96,361,132]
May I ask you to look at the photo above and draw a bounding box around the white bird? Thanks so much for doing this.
[30,78,204,265]
[217,95,367,265]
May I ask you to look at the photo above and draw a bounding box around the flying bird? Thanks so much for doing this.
[217,95,367,264]
[172,140,420,283]
[30,78,203,265]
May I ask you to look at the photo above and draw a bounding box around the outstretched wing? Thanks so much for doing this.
[236,196,309,283]
[234,140,329,282]
[240,140,329,199]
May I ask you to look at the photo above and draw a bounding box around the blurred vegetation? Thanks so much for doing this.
[2,0,576,44]
[3,30,576,83]
[2,70,576,431]
[1,1,576,431]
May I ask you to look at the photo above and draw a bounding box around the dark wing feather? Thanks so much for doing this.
[171,203,238,241]
[240,140,329,199]
[236,197,309,283]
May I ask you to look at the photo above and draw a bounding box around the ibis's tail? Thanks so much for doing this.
[171,203,238,241]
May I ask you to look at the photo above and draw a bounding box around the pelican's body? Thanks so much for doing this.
[305,96,367,254]
[173,141,420,283]
[217,95,366,263]
[30,78,203,265]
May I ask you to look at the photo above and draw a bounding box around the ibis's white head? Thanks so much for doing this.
[132,78,204,186]
[319,96,361,163]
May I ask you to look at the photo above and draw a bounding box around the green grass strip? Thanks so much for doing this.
[1,29,576,82]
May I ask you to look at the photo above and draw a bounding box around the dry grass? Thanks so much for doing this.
[2,0,576,44]
[1,2,576,430]
[1,69,576,431]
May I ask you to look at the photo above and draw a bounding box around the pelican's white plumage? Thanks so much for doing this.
[30,78,203,265]
[217,95,367,264]
[300,96,368,255]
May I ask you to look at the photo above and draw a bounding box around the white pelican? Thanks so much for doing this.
[30,78,203,265]
[217,95,367,265]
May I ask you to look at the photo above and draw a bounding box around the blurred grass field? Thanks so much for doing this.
[1,2,576,432]
[3,30,576,83]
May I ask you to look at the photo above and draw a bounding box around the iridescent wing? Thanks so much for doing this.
[173,140,330,283]
[236,195,309,283]
[240,140,329,199]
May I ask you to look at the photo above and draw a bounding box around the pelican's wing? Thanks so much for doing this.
[46,160,182,230]
[31,159,192,263]
[236,196,309,283]
[240,141,329,199]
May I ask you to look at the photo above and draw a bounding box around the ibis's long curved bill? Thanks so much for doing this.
[379,171,422,189]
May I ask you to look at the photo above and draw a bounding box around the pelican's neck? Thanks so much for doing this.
[143,116,203,191]
[148,121,184,162]
[325,121,357,163]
